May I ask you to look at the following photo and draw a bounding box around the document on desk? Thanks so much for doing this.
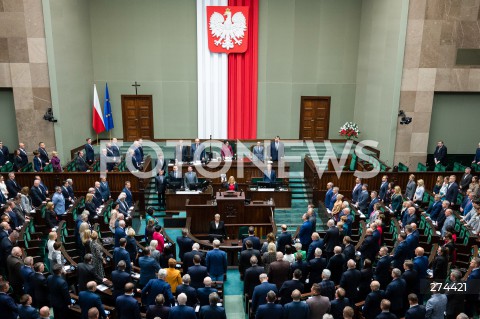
[257,188,275,192]
[176,191,201,194]
[97,284,109,291]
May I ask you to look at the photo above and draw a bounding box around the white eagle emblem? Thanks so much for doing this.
[209,8,247,50]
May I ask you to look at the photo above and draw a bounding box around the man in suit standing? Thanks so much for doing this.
[255,290,284,319]
[31,262,49,309]
[191,138,206,162]
[38,142,49,165]
[169,293,196,319]
[182,243,205,273]
[391,233,409,269]
[307,232,324,261]
[99,177,110,202]
[78,281,107,319]
[6,247,24,299]
[268,252,291,289]
[75,150,88,172]
[141,269,174,306]
[242,227,261,251]
[433,140,447,166]
[425,289,447,319]
[352,177,362,203]
[199,292,226,319]
[155,169,166,209]
[368,191,379,216]
[116,282,141,319]
[122,181,133,207]
[187,255,208,289]
[111,261,132,301]
[18,143,28,168]
[269,136,284,161]
[326,246,345,285]
[84,138,95,165]
[176,229,194,261]
[308,248,327,285]
[20,256,35,296]
[376,299,397,319]
[357,184,370,212]
[362,281,384,319]
[77,254,105,292]
[279,269,304,305]
[405,174,416,200]
[459,167,473,192]
[114,220,127,247]
[5,173,21,199]
[445,175,459,205]
[276,224,292,253]
[168,165,182,187]
[113,238,132,273]
[340,259,361,305]
[30,179,46,207]
[0,281,18,319]
[465,257,480,318]
[184,166,198,189]
[244,256,265,298]
[323,219,340,260]
[324,182,334,209]
[253,141,265,162]
[262,163,276,183]
[239,240,261,279]
[298,214,313,251]
[174,140,188,162]
[0,141,9,166]
[426,194,442,220]
[405,293,426,319]
[47,264,71,319]
[176,274,197,308]
[385,268,406,318]
[379,175,388,201]
[251,273,278,314]
[284,289,309,319]
[197,276,218,307]
[206,240,227,281]
[306,283,330,319]
[208,214,227,241]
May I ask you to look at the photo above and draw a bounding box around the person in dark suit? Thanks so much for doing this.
[465,258,480,317]
[244,256,265,298]
[0,281,18,319]
[84,138,95,165]
[268,252,291,289]
[323,220,340,260]
[358,259,374,302]
[279,269,304,305]
[78,281,107,319]
[255,290,284,319]
[298,214,313,251]
[362,281,384,319]
[182,243,205,273]
[405,293,426,319]
[205,240,227,282]
[433,141,447,166]
[138,248,161,288]
[358,184,370,212]
[187,255,209,289]
[174,140,187,162]
[307,232,324,261]
[37,142,49,165]
[20,256,35,296]
[239,240,261,279]
[190,138,206,162]
[291,253,309,284]
[375,247,392,290]
[445,175,459,205]
[431,246,448,281]
[17,294,38,319]
[342,236,356,265]
[324,182,334,211]
[30,262,49,309]
[30,179,46,207]
[111,260,132,301]
[426,194,442,220]
[368,191,380,216]
[307,248,326,285]
[262,164,276,183]
[175,274,197,308]
[98,177,110,201]
[284,289,309,319]
[77,254,105,292]
[145,293,170,319]
[155,169,167,208]
[6,173,21,199]
[47,264,71,319]
[391,233,408,269]
[197,277,218,307]
[252,141,265,162]
[446,270,465,319]
[199,292,226,319]
[378,175,388,201]
[122,181,133,207]
[459,167,473,192]
[208,214,227,241]
[75,150,88,172]
[330,288,350,319]
[6,247,24,299]
[385,268,406,318]
[340,259,361,304]
[351,177,362,203]
[269,136,284,161]
[32,151,44,172]
[169,293,196,319]
[114,220,127,247]
[18,143,28,167]
[113,238,132,273]
[141,269,175,306]
[376,299,398,319]
[176,229,194,261]
[359,229,378,266]
[404,175,416,201]
[251,273,278,313]
[116,283,141,319]
[276,224,292,253]
[242,227,261,251]
[183,166,198,189]
[326,246,345,285]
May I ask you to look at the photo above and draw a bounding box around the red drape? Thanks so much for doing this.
[227,0,258,139]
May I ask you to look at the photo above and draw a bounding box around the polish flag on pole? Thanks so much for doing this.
[92,84,105,134]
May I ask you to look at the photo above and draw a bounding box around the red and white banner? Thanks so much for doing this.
[207,6,249,54]
[92,84,105,134]
[197,1,258,139]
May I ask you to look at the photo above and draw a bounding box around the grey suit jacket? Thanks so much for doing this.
[184,172,198,188]
[405,180,416,200]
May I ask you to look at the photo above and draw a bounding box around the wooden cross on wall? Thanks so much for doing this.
[132,81,141,95]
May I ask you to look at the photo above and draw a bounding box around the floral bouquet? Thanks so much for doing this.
[339,122,360,139]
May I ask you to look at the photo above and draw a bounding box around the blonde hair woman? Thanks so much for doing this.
[82,229,92,255]
[224,175,238,191]
[331,194,344,219]
[165,258,182,293]
[390,186,403,217]
[260,232,276,254]
[413,179,425,204]
[262,242,277,273]
[89,231,105,279]
[109,202,120,233]
[126,227,138,262]
[47,231,57,272]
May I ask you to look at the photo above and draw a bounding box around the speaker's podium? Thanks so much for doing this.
[186,191,275,240]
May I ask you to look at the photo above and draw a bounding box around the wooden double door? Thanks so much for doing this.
[299,96,331,140]
[121,95,154,141]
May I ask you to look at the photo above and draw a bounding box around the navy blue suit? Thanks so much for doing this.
[298,220,313,248]
[374,255,392,289]
[116,294,141,319]
[445,182,458,204]
[78,291,106,319]
[340,268,362,304]
[113,247,131,273]
[30,186,45,207]
[138,256,160,287]
[99,182,110,201]
[168,305,196,319]
[413,256,428,280]
[276,232,292,253]
[391,241,409,269]
[270,141,284,161]
[251,282,278,312]
[0,292,18,319]
[308,257,327,284]
[405,234,419,259]
[363,290,385,319]
[368,197,379,216]
[197,287,217,307]
[17,305,38,319]
[122,187,133,207]
[262,170,276,183]
[199,305,227,319]
[426,201,442,220]
[242,235,261,251]
[307,239,324,261]
[325,188,334,211]
[191,143,206,161]
[359,235,378,263]
[206,249,227,278]
[358,190,370,212]
[187,265,209,289]
[114,227,126,247]
[385,278,406,317]
[331,298,350,319]
[284,301,309,319]
[352,183,362,202]
[256,303,284,319]
[142,278,174,306]
[85,143,95,164]
[175,284,197,307]
[279,280,304,305]
[111,270,132,300]
[47,274,71,317]
[434,145,447,165]
[405,304,425,319]
[379,182,388,201]
[376,311,398,319]
[176,236,194,261]
[20,265,34,295]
